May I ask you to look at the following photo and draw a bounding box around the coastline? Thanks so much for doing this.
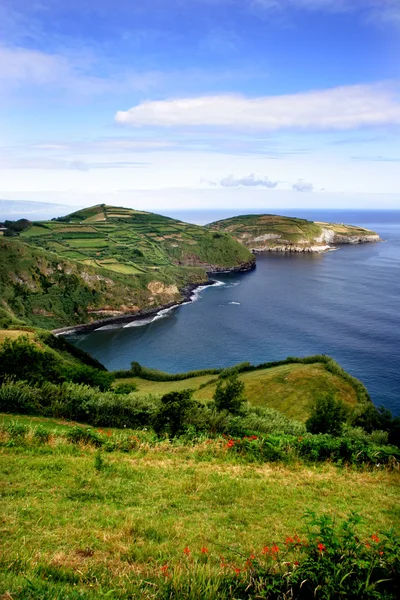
[52,260,255,337]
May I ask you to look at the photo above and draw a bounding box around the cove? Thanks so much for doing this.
[67,213,400,415]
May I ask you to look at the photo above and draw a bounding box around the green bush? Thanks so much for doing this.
[153,390,196,437]
[213,374,246,415]
[306,393,349,436]
[113,382,138,394]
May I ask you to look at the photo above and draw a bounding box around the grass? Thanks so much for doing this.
[0,412,399,598]
[116,362,359,421]
[208,214,379,250]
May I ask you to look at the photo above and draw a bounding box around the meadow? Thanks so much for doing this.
[0,413,399,599]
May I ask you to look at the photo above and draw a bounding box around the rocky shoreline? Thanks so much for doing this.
[52,260,256,337]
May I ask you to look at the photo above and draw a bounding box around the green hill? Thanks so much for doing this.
[0,205,254,329]
[208,214,380,253]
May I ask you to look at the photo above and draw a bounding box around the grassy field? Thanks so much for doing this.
[0,412,399,599]
[19,204,254,276]
[116,362,359,421]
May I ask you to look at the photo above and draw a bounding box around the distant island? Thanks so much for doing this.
[0,204,380,330]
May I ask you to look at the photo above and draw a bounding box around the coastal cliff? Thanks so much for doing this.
[208,214,381,253]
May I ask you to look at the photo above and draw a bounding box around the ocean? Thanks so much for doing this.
[66,210,400,415]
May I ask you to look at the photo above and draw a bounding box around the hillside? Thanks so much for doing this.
[208,214,381,253]
[116,359,364,422]
[0,205,254,329]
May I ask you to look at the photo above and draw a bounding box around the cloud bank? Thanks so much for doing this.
[292,179,314,192]
[115,83,400,131]
[218,173,279,188]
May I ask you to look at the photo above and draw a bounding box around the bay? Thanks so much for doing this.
[67,210,400,415]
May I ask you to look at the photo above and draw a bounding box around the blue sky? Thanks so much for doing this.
[0,0,399,210]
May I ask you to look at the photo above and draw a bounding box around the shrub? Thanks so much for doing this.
[213,374,246,415]
[66,426,103,447]
[113,382,138,394]
[306,393,348,436]
[153,390,195,437]
[0,380,41,414]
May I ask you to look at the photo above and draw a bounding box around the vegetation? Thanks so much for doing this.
[0,413,399,599]
[0,205,254,328]
[208,213,379,251]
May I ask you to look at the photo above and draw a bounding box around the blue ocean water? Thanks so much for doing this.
[67,210,400,415]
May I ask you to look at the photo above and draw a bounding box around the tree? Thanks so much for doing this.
[213,374,246,415]
[153,389,195,437]
[306,393,348,436]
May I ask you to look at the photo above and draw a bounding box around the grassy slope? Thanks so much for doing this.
[208,214,379,250]
[20,204,253,274]
[0,205,253,329]
[117,362,359,421]
[0,413,399,599]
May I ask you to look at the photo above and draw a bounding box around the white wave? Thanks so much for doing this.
[228,301,241,305]
[95,324,124,331]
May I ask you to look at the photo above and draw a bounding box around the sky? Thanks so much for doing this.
[0,0,400,211]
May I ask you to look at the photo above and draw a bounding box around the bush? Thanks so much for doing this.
[306,393,348,436]
[153,390,195,437]
[113,382,138,394]
[0,380,41,414]
[213,374,246,415]
[66,426,103,447]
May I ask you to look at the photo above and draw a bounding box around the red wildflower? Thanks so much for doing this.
[365,542,371,549]
[183,547,191,556]
[160,564,169,577]
[249,554,255,560]
[379,551,384,556]
[285,536,294,545]
[294,561,300,567]
[107,431,111,437]
[317,543,326,553]
[201,547,209,554]
[271,545,279,554]
[226,439,235,448]
[371,534,379,543]
[234,567,241,575]
[261,546,269,555]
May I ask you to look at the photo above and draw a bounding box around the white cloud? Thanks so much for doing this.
[292,179,314,192]
[115,82,400,131]
[217,173,279,188]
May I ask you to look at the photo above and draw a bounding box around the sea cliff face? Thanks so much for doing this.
[208,215,381,254]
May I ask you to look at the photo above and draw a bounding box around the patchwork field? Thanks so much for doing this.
[19,204,253,276]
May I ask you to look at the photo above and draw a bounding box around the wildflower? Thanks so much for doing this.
[107,431,111,437]
[365,542,371,549]
[371,534,380,543]
[249,554,255,560]
[226,439,235,448]
[261,546,269,555]
[317,543,326,553]
[234,567,241,575]
[271,545,279,554]
[183,547,190,556]
[201,547,209,554]
[379,551,384,556]
[160,564,169,577]
[285,536,294,545]
[294,561,300,567]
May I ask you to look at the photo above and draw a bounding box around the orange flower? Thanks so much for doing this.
[271,545,279,554]
[317,543,326,553]
[261,546,269,555]
[234,567,241,575]
[365,542,371,549]
[371,534,379,543]
[285,536,294,545]
[183,547,191,556]
[201,547,209,554]
[160,564,169,577]
[379,551,384,556]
